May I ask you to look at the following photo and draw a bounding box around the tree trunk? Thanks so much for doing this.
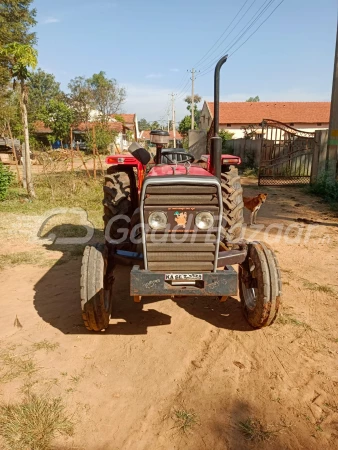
[20,80,36,198]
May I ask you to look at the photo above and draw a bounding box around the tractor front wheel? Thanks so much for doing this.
[221,166,244,245]
[80,244,113,331]
[239,241,282,328]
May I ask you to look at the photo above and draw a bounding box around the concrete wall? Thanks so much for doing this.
[310,129,329,183]
[188,130,207,160]
[226,138,262,166]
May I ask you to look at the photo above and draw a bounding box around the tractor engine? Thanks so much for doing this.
[141,169,221,273]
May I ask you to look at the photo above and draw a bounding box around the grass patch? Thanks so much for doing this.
[32,340,60,353]
[241,167,258,178]
[0,252,43,271]
[0,351,37,383]
[303,280,335,296]
[276,313,311,330]
[172,409,199,434]
[0,394,74,450]
[0,172,104,228]
[238,418,277,442]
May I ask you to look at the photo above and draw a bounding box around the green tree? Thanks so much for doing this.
[178,115,192,136]
[27,69,63,121]
[150,121,161,130]
[68,72,126,124]
[39,99,74,146]
[85,124,117,155]
[0,42,38,198]
[68,76,93,125]
[219,129,234,152]
[246,96,260,102]
[184,95,201,128]
[87,71,126,118]
[0,0,36,89]
[138,118,151,131]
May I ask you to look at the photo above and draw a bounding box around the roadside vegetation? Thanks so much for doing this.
[0,170,103,227]
[308,173,338,209]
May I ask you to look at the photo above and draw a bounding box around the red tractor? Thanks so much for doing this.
[80,56,282,332]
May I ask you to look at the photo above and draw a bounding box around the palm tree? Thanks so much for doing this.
[0,42,38,198]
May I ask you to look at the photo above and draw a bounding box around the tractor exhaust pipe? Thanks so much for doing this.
[210,55,228,180]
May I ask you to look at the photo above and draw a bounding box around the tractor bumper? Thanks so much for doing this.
[130,265,238,297]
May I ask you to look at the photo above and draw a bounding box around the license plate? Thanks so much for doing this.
[165,273,203,281]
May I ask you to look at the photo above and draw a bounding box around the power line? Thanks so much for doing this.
[197,0,284,78]
[194,0,256,69]
[198,0,276,74]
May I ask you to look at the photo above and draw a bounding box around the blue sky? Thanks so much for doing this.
[33,0,337,122]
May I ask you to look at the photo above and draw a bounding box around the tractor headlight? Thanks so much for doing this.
[195,211,214,230]
[148,211,167,230]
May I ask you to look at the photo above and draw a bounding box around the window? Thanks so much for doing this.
[227,124,232,127]
[317,123,322,126]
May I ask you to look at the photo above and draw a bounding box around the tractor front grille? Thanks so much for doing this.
[142,183,221,272]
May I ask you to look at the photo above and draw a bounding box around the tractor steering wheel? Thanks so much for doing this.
[162,151,195,165]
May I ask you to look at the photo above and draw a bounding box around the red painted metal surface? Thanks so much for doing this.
[147,165,214,177]
[105,154,145,192]
[105,154,141,166]
[201,154,241,172]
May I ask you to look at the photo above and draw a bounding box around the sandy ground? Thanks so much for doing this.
[0,178,338,449]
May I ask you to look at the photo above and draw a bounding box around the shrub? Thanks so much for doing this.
[309,173,338,203]
[0,162,14,201]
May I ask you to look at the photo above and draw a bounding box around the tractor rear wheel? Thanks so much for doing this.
[239,241,282,328]
[81,244,113,331]
[103,166,138,244]
[221,166,244,245]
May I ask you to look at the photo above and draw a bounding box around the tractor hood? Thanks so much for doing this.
[147,165,213,177]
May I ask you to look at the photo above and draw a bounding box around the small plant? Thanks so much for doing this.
[303,280,335,296]
[238,417,277,442]
[32,340,60,353]
[0,394,74,450]
[0,162,14,201]
[0,351,37,383]
[172,409,199,434]
[276,313,311,330]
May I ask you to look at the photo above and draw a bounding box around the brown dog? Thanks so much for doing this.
[243,193,268,225]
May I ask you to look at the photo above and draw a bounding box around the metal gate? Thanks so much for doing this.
[259,119,315,186]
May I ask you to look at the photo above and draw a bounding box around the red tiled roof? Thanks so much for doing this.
[34,121,52,134]
[73,122,128,132]
[140,130,183,140]
[206,102,330,124]
[111,114,135,124]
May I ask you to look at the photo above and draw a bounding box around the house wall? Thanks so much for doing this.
[219,123,329,139]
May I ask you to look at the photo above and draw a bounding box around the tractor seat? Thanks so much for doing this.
[161,148,188,164]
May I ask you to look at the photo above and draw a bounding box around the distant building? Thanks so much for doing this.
[33,111,139,152]
[199,101,330,138]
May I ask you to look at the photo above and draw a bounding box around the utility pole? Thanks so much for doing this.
[188,68,200,130]
[171,93,176,148]
[327,20,338,182]
[191,68,195,130]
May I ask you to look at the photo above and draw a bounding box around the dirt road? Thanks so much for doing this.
[0,179,338,449]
